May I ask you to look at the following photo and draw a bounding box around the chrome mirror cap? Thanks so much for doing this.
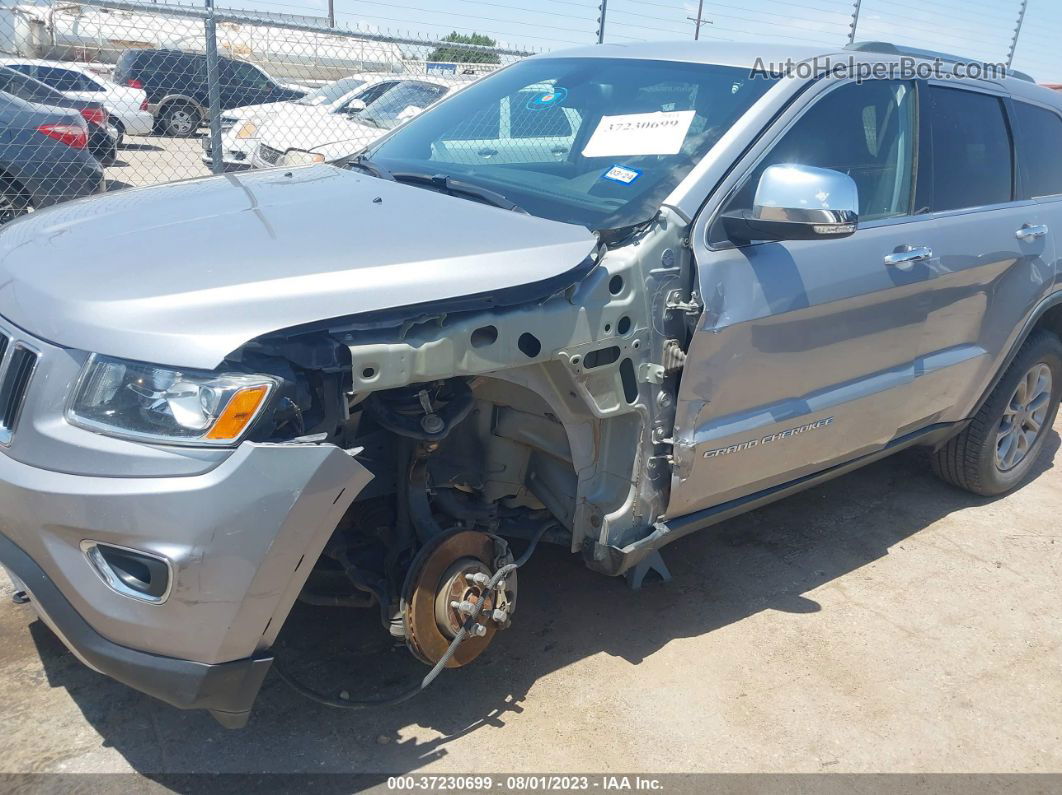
[722,164,860,245]
[753,163,859,225]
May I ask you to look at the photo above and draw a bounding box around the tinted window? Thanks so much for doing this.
[724,80,916,223]
[924,86,1012,211]
[342,80,398,110]
[147,52,202,87]
[297,76,367,106]
[0,67,64,104]
[35,66,100,92]
[6,64,35,78]
[357,82,448,130]
[1013,101,1062,199]
[221,60,270,90]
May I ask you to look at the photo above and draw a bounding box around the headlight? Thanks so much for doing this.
[68,355,276,445]
[279,149,326,166]
[235,119,259,140]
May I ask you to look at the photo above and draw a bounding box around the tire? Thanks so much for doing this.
[159,102,201,137]
[0,177,32,225]
[932,329,1062,496]
[112,119,125,149]
[96,138,117,167]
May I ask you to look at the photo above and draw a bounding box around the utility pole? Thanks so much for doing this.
[688,0,706,40]
[328,0,335,28]
[596,0,607,44]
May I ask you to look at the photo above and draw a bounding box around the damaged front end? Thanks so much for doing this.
[226,206,698,690]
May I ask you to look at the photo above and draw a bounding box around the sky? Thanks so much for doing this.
[212,0,1062,81]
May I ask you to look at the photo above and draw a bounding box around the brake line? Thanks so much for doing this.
[272,521,555,709]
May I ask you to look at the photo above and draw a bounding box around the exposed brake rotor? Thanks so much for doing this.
[401,529,517,667]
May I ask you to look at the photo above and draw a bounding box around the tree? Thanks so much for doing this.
[427,32,501,64]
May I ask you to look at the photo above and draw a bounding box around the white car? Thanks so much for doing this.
[252,76,466,168]
[0,58,152,144]
[201,74,382,169]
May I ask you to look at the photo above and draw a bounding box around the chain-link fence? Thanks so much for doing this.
[0,0,532,222]
[0,0,1051,225]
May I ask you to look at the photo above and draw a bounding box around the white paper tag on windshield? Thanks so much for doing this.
[581,110,696,158]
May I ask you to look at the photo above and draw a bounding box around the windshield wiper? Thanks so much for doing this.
[391,172,527,214]
[343,153,395,181]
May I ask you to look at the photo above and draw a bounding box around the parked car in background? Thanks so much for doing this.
[0,91,103,222]
[202,74,377,170]
[113,48,307,137]
[0,58,151,147]
[0,66,116,166]
[252,76,460,167]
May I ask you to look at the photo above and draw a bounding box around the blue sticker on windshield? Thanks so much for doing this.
[602,164,642,185]
[527,86,568,110]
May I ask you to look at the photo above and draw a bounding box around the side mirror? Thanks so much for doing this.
[345,98,367,114]
[721,164,858,245]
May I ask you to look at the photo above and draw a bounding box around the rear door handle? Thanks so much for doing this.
[477,148,498,158]
[1015,223,1049,241]
[884,245,933,269]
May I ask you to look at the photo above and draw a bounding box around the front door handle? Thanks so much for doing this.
[477,148,498,158]
[884,245,933,269]
[1015,223,1049,241]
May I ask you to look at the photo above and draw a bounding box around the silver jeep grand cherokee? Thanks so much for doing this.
[1,41,1060,727]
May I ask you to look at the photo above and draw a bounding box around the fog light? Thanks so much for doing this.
[81,541,172,604]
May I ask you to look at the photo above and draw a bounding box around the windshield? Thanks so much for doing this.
[298,76,368,106]
[367,58,776,230]
[357,81,450,130]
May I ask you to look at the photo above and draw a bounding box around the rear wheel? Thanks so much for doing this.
[159,103,201,137]
[0,178,32,225]
[932,330,1062,495]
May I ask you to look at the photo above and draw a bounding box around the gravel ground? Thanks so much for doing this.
[0,417,1059,778]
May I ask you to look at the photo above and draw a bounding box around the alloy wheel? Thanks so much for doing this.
[996,363,1053,471]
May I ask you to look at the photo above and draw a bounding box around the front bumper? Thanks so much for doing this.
[0,441,370,725]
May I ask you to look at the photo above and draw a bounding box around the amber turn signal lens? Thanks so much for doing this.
[204,385,270,441]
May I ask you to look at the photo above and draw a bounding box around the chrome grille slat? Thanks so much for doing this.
[258,144,282,165]
[0,333,39,444]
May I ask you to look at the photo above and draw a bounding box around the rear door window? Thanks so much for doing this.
[1012,101,1062,199]
[221,60,271,91]
[920,86,1013,211]
[5,63,36,79]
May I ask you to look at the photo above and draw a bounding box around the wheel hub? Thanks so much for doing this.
[402,530,516,667]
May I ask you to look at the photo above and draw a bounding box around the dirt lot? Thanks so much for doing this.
[0,414,1059,778]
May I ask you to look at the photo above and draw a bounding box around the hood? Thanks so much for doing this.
[259,103,374,154]
[0,166,597,370]
[221,101,285,121]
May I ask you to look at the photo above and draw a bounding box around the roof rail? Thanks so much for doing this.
[845,41,1035,83]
